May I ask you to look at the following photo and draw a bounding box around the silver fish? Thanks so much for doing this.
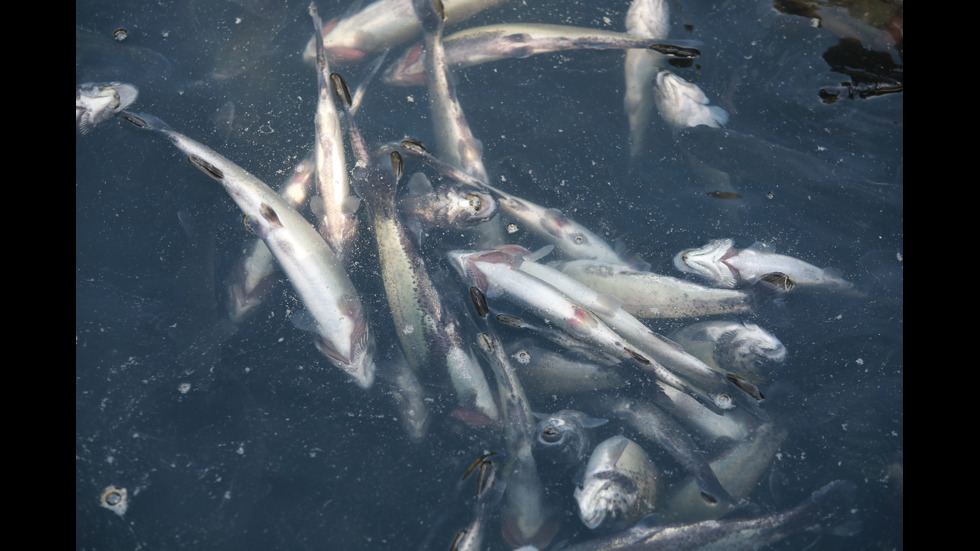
[554,259,758,319]
[664,421,788,523]
[532,409,608,468]
[334,77,499,423]
[510,248,766,414]
[377,347,431,443]
[654,70,729,131]
[122,112,376,389]
[310,5,358,260]
[513,341,626,395]
[624,0,669,160]
[655,381,754,445]
[398,172,497,231]
[674,238,854,290]
[559,479,858,551]
[384,23,700,86]
[303,0,512,65]
[670,321,786,385]
[76,82,138,134]
[450,454,506,551]
[575,435,661,531]
[227,150,315,323]
[475,326,559,549]
[605,396,735,507]
[399,143,623,263]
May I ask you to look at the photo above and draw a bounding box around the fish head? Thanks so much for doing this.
[717,322,787,384]
[574,475,638,531]
[533,414,587,464]
[673,238,739,287]
[438,186,498,227]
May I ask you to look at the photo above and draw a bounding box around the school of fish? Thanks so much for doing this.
[77,0,874,549]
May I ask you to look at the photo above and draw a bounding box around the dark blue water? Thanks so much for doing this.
[77,1,902,549]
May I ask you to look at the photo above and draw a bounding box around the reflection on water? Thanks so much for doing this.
[77,0,902,549]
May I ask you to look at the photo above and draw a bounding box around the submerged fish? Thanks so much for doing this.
[674,238,854,290]
[303,0,511,64]
[575,435,661,531]
[533,409,608,468]
[554,259,759,319]
[122,111,376,389]
[670,321,787,385]
[227,150,315,323]
[399,142,623,263]
[654,70,729,131]
[560,479,858,551]
[624,0,669,160]
[606,397,735,507]
[475,322,559,549]
[76,82,138,134]
[384,23,700,86]
[664,421,788,523]
[310,5,358,260]
[333,73,498,423]
[398,172,498,232]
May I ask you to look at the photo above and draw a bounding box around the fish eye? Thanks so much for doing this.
[465,193,483,213]
[572,233,586,245]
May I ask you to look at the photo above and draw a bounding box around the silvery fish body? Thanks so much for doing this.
[333,81,499,424]
[624,0,669,159]
[447,249,650,369]
[513,249,765,414]
[533,409,608,467]
[123,112,375,388]
[671,321,786,384]
[513,342,626,395]
[554,259,756,319]
[654,70,729,131]
[476,328,559,549]
[674,238,854,290]
[664,421,788,523]
[384,23,698,86]
[558,480,857,551]
[303,0,511,64]
[574,435,661,531]
[606,397,734,507]
[399,172,497,230]
[656,381,754,445]
[397,141,622,263]
[310,6,357,260]
[77,82,138,134]
[227,151,315,323]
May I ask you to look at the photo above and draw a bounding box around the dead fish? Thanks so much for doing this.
[384,22,700,86]
[654,70,729,131]
[674,238,854,290]
[77,82,138,134]
[574,435,661,531]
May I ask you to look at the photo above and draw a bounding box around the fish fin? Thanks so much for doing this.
[746,241,774,253]
[406,171,434,195]
[580,415,609,429]
[524,244,555,262]
[289,310,318,333]
[708,105,729,127]
[341,195,362,215]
